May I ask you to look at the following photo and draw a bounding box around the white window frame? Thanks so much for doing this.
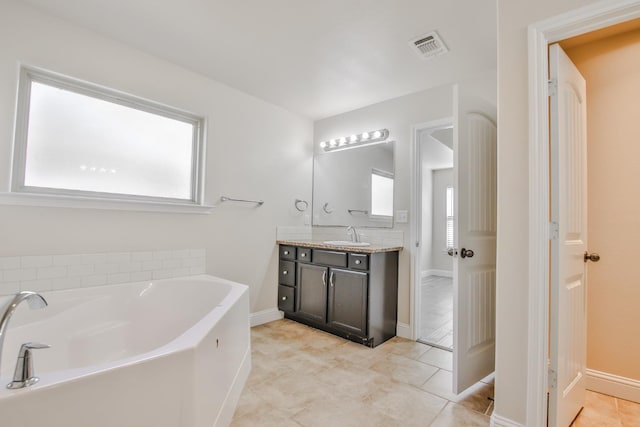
[4,65,210,214]
[370,167,394,220]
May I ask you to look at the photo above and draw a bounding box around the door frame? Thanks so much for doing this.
[409,117,454,341]
[527,1,640,425]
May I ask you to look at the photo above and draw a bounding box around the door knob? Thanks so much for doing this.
[584,252,600,263]
[447,248,457,257]
[460,248,474,259]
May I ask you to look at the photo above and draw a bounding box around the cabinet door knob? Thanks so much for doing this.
[281,296,287,301]
[301,253,307,257]
[282,270,288,275]
[355,260,361,265]
[283,250,289,255]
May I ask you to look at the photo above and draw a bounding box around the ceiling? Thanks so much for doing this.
[21,0,497,120]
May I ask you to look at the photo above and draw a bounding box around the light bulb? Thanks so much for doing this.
[361,132,370,140]
[373,130,382,139]
[80,165,87,171]
[99,167,107,173]
[349,135,357,143]
[320,141,327,148]
[110,169,117,174]
[329,139,337,147]
[339,137,347,146]
[90,166,96,172]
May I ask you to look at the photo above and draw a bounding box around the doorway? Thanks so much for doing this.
[527,5,640,427]
[416,126,454,351]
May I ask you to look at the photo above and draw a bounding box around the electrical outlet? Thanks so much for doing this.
[396,210,408,223]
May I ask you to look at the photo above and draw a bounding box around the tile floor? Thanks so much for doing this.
[231,319,493,427]
[420,276,453,350]
[571,390,640,427]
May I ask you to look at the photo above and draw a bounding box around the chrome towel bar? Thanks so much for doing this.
[220,196,264,206]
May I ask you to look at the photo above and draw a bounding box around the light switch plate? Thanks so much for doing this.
[396,210,408,223]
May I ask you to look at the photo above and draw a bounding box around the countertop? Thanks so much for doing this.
[276,239,403,254]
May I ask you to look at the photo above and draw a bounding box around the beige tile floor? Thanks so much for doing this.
[571,390,640,427]
[231,319,493,427]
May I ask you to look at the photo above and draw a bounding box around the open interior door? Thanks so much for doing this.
[452,108,497,394]
[548,43,587,427]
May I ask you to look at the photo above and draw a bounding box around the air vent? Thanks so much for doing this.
[409,31,448,60]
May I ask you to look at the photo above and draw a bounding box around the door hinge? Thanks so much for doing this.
[416,241,420,248]
[548,368,557,389]
[549,221,559,240]
[548,79,557,97]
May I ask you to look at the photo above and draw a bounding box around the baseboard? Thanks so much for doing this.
[422,269,453,278]
[250,308,283,327]
[396,322,411,339]
[490,413,525,427]
[586,368,640,403]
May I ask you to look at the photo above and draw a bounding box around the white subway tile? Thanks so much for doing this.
[162,259,181,269]
[82,275,107,287]
[130,271,152,282]
[51,277,82,290]
[172,267,190,277]
[108,273,130,284]
[68,264,94,277]
[4,268,37,282]
[118,261,142,273]
[0,257,20,270]
[106,252,131,264]
[20,279,52,292]
[142,260,162,271]
[153,250,172,260]
[37,266,67,279]
[190,266,206,275]
[52,254,84,266]
[171,249,190,259]
[21,255,52,268]
[94,263,119,275]
[82,253,107,265]
[131,251,153,262]
[152,269,173,280]
[189,249,206,258]
[183,257,205,268]
[0,282,20,295]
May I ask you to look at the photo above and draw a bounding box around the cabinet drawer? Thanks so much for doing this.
[279,245,296,260]
[278,285,295,313]
[297,247,312,261]
[279,260,295,286]
[348,253,369,271]
[313,250,347,267]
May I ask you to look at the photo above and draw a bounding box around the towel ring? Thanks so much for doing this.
[294,199,308,212]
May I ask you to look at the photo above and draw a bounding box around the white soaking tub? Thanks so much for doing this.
[0,275,251,427]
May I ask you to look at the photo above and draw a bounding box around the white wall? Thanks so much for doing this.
[0,0,313,314]
[495,0,602,424]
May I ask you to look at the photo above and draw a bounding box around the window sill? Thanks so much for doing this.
[0,192,213,214]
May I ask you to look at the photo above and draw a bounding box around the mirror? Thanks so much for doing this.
[312,142,395,227]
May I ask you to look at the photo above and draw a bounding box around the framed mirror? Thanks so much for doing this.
[312,141,395,227]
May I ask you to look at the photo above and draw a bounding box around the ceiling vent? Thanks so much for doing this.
[409,31,448,60]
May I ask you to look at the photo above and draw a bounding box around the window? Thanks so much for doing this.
[370,168,394,217]
[446,186,454,248]
[11,67,206,208]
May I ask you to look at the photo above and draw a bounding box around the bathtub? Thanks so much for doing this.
[0,275,251,427]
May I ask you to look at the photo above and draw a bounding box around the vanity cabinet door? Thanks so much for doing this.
[296,263,328,324]
[327,268,368,338]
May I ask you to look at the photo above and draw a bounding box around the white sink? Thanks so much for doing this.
[323,240,371,247]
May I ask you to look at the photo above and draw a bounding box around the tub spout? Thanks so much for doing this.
[0,291,48,377]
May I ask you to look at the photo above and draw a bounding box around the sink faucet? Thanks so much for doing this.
[0,291,47,376]
[346,226,360,243]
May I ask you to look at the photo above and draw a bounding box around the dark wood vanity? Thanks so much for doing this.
[276,241,400,347]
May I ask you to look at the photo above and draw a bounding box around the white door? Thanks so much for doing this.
[453,111,497,393]
[548,43,587,427]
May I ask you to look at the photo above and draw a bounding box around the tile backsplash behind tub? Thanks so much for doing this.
[0,249,206,296]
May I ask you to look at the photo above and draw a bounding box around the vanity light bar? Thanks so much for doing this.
[320,129,389,152]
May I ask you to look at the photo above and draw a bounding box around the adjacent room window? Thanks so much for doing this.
[446,185,454,248]
[12,67,205,205]
[370,168,394,217]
